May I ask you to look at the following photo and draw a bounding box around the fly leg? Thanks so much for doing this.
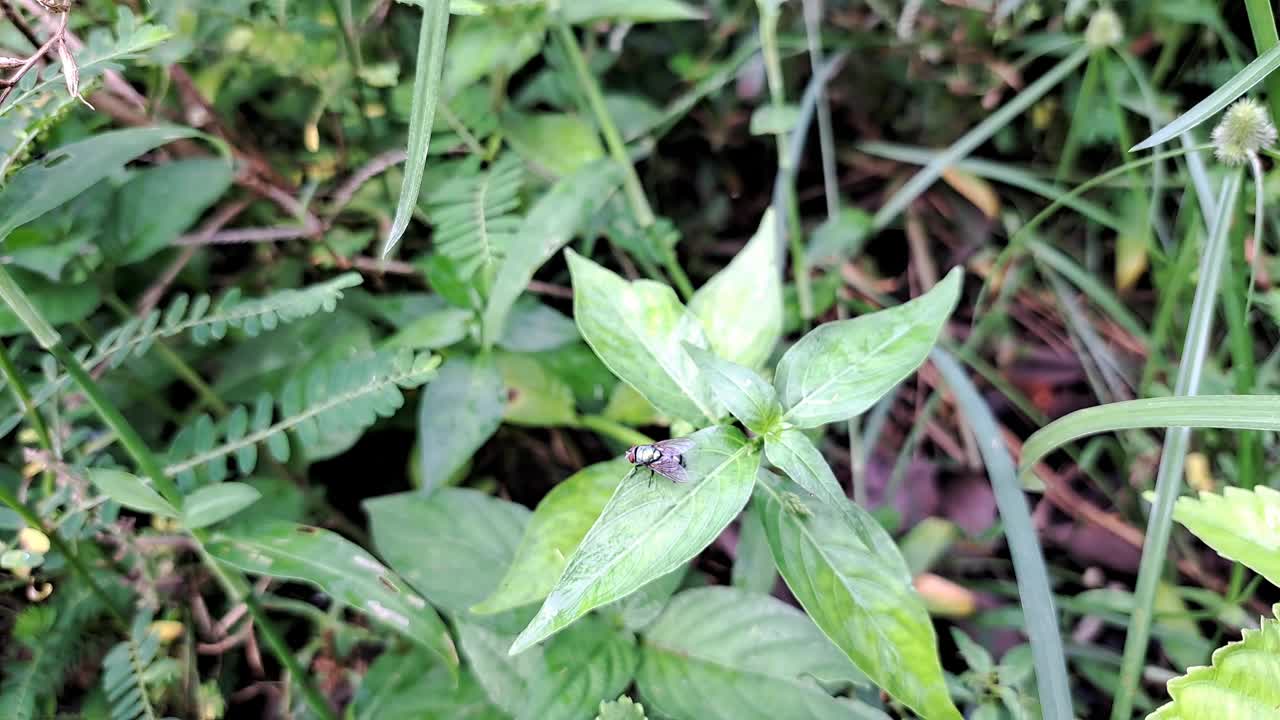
[647,467,656,489]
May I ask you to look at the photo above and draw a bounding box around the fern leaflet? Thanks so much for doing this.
[165,349,440,483]
[102,612,166,720]
[422,153,523,280]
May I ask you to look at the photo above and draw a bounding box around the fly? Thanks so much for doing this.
[625,437,695,486]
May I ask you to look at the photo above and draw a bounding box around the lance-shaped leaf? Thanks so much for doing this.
[686,345,783,436]
[474,459,628,615]
[207,521,458,673]
[775,268,962,427]
[688,210,783,370]
[566,249,721,426]
[510,425,759,654]
[755,473,960,720]
[636,586,880,720]
[417,353,506,493]
[88,468,178,518]
[181,482,261,529]
[1168,486,1280,587]
[763,429,848,510]
[1149,605,1280,719]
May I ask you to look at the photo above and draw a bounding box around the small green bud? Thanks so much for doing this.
[1211,98,1277,165]
[1085,8,1123,49]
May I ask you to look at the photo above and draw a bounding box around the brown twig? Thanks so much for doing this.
[0,8,65,107]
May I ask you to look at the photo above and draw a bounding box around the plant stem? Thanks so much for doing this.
[1221,215,1260,488]
[801,0,839,218]
[0,339,55,491]
[553,23,695,301]
[1111,170,1242,720]
[1244,0,1280,124]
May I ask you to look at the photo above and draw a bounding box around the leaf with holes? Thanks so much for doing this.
[207,521,458,673]
[510,425,758,654]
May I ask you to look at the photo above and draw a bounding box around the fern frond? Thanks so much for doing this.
[423,153,524,279]
[102,612,164,720]
[165,349,440,483]
[1149,605,1280,719]
[0,273,363,439]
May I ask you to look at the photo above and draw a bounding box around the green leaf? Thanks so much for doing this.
[566,249,721,426]
[351,646,504,720]
[365,488,532,631]
[207,521,459,672]
[763,429,849,510]
[688,210,784,370]
[0,271,99,337]
[1168,486,1280,587]
[497,299,579,353]
[636,586,881,720]
[441,13,544,95]
[382,307,473,350]
[686,345,783,436]
[808,207,873,266]
[482,160,622,345]
[88,468,179,518]
[596,695,647,720]
[1132,43,1280,151]
[109,158,233,264]
[749,104,800,136]
[561,0,704,23]
[459,616,637,720]
[1148,604,1280,719]
[496,352,578,426]
[421,154,524,282]
[0,126,202,243]
[417,353,505,493]
[731,504,778,594]
[775,267,962,427]
[510,425,759,654]
[755,472,959,720]
[602,564,688,633]
[384,2,450,257]
[473,458,627,615]
[502,111,605,177]
[180,482,261,529]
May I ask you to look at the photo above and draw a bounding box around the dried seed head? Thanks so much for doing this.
[0,56,25,69]
[1085,8,1123,49]
[56,37,92,109]
[1211,98,1277,165]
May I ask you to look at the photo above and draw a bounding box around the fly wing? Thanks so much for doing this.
[653,437,695,455]
[649,454,690,484]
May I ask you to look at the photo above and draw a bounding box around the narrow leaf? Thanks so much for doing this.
[775,267,962,427]
[88,468,179,518]
[383,2,451,257]
[208,521,459,672]
[686,345,782,435]
[763,429,847,510]
[510,425,759,654]
[562,0,704,23]
[181,482,261,529]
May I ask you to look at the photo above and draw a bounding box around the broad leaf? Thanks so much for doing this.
[109,158,233,264]
[686,345,783,436]
[365,487,532,632]
[351,646,504,720]
[688,210,783,370]
[417,353,505,493]
[496,352,578,426]
[510,425,759,653]
[562,0,704,23]
[383,307,473,350]
[474,458,628,615]
[1148,604,1280,719]
[482,161,622,345]
[636,586,880,720]
[731,503,778,594]
[498,299,580,352]
[0,126,202,243]
[88,468,178,518]
[1168,486,1280,587]
[602,565,688,633]
[181,482,261,529]
[207,521,458,672]
[0,272,100,337]
[459,617,637,720]
[763,429,847,509]
[502,111,604,177]
[755,473,960,720]
[566,249,721,426]
[775,267,962,427]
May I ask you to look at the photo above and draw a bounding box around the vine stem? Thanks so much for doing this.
[0,264,338,720]
[553,22,695,301]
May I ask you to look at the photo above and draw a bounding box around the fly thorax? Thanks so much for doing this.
[635,445,661,464]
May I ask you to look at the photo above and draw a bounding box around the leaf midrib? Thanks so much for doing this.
[613,287,719,425]
[782,318,917,422]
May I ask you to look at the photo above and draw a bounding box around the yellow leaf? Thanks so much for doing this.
[942,168,1000,219]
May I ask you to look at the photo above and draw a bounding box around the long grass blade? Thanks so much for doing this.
[382,2,450,258]
[932,349,1073,720]
[1131,43,1280,152]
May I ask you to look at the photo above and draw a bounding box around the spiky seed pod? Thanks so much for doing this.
[1212,98,1278,165]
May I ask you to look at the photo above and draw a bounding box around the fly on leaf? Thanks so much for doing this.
[625,437,695,486]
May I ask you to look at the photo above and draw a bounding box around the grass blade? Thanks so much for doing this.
[931,349,1073,720]
[871,44,1088,232]
[382,2,450,258]
[1131,43,1280,152]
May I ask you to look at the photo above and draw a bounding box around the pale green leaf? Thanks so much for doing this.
[0,126,202,243]
[181,482,261,529]
[496,352,578,426]
[0,272,100,337]
[382,307,473,350]
[636,586,882,720]
[365,487,532,632]
[602,564,688,633]
[763,429,849,511]
[441,13,544,95]
[207,521,459,672]
[510,425,759,653]
[502,111,605,177]
[351,646,503,720]
[482,161,622,344]
[1148,604,1280,719]
[731,503,778,594]
[688,209,784,370]
[596,695,647,720]
[775,267,962,427]
[755,473,959,720]
[750,105,800,136]
[1169,486,1280,588]
[474,458,627,615]
[417,353,505,493]
[88,468,178,518]
[686,345,782,436]
[109,158,233,264]
[561,0,704,23]
[566,249,721,426]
